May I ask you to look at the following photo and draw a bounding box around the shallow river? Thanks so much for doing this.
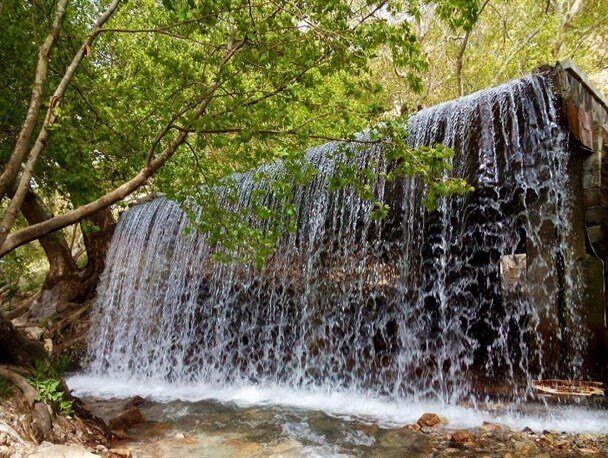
[70,375,608,457]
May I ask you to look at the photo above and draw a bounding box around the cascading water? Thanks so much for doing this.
[72,73,595,426]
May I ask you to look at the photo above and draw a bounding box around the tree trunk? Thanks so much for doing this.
[21,189,76,287]
[6,190,114,322]
[80,207,116,298]
[0,0,123,248]
[18,190,80,319]
[0,314,46,365]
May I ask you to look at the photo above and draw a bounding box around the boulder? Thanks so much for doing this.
[108,408,144,431]
[28,442,98,457]
[481,421,503,432]
[417,413,442,428]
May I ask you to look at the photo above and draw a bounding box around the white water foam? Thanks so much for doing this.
[67,374,608,434]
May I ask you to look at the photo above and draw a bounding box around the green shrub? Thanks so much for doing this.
[30,354,73,379]
[50,353,73,377]
[29,378,73,416]
[28,359,73,416]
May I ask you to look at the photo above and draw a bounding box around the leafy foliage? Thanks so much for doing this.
[28,358,74,416]
[377,0,608,110]
[1,0,606,273]
[29,377,73,417]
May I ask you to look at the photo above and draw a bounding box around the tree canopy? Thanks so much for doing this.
[0,0,606,296]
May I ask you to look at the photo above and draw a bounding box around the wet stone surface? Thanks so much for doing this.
[83,397,608,457]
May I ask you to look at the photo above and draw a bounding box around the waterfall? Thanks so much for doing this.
[84,74,587,405]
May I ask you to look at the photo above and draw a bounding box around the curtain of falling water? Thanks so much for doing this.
[86,74,586,403]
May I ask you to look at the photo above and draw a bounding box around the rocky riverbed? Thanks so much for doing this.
[65,396,608,457]
[3,384,608,457]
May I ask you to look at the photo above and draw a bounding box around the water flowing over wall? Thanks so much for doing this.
[86,73,596,404]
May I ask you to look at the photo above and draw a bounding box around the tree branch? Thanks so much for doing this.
[0,0,68,200]
[0,0,122,249]
[0,37,246,257]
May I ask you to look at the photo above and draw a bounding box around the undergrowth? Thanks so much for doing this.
[28,356,74,416]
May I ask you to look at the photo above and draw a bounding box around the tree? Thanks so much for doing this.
[374,0,608,111]
[0,0,479,285]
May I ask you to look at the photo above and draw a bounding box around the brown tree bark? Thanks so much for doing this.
[20,189,76,287]
[79,207,116,298]
[454,0,490,97]
[551,0,584,60]
[0,315,46,365]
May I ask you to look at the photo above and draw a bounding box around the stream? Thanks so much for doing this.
[71,377,608,457]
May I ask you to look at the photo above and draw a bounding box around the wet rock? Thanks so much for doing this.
[513,439,537,454]
[269,438,302,454]
[521,427,534,434]
[450,430,473,444]
[417,413,442,428]
[224,437,264,456]
[112,430,130,440]
[481,421,503,432]
[537,437,551,448]
[122,396,150,410]
[556,440,570,450]
[148,421,172,432]
[109,408,144,431]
